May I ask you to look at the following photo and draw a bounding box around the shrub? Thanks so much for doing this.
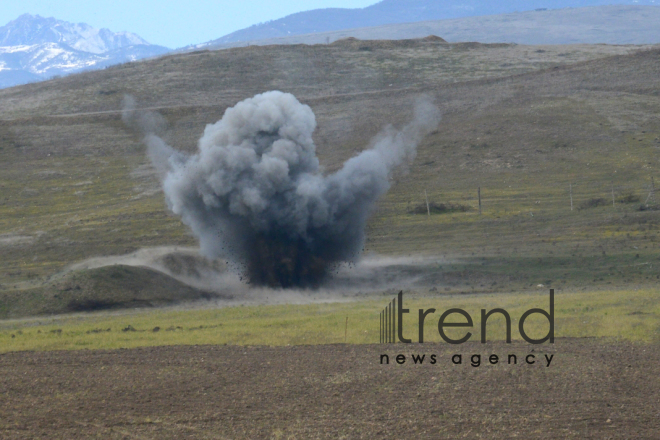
[578,198,608,210]
[409,202,472,215]
[616,192,641,204]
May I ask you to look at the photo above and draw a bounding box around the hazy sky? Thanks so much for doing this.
[0,0,377,49]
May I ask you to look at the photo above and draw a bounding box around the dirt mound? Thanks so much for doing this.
[0,265,229,318]
[330,35,447,50]
[422,35,447,43]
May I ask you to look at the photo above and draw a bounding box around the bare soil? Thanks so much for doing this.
[1,339,658,439]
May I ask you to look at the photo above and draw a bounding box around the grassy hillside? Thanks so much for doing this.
[1,38,659,313]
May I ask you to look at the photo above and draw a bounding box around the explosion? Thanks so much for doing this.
[131,91,439,287]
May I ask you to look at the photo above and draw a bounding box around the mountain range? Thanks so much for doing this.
[0,14,169,89]
[198,5,660,50]
[205,0,660,46]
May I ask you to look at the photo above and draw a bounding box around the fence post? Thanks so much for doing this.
[652,177,656,204]
[645,177,656,205]
[478,187,482,215]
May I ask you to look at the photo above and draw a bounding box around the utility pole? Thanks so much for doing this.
[570,183,573,211]
[425,190,430,217]
[611,182,615,208]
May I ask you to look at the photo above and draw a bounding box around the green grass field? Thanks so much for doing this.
[1,287,658,353]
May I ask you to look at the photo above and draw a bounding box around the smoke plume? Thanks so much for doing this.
[130,91,439,288]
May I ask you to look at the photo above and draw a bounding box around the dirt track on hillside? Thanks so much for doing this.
[1,339,658,439]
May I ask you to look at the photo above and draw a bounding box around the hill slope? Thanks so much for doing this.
[205,0,660,45]
[199,5,660,49]
[0,38,659,311]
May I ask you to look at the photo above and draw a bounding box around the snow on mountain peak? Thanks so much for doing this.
[0,13,150,54]
[0,14,169,89]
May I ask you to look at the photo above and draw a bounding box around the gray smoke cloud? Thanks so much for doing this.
[130,91,439,287]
